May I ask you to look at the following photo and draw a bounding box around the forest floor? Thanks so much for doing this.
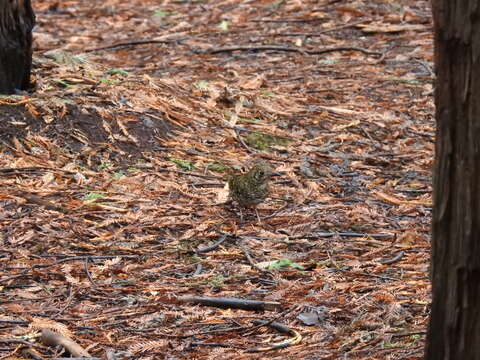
[0,0,433,359]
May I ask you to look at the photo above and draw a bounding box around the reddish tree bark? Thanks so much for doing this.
[426,1,480,359]
[0,0,35,94]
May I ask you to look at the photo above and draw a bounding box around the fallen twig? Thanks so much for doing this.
[192,263,203,276]
[246,320,302,353]
[0,166,76,175]
[379,251,405,265]
[239,244,272,274]
[250,18,328,23]
[342,270,400,281]
[204,45,382,57]
[85,37,186,53]
[0,273,28,283]
[0,320,28,324]
[21,347,45,360]
[187,181,224,187]
[52,358,101,360]
[390,330,426,338]
[241,307,296,335]
[0,255,139,283]
[155,167,221,180]
[187,324,248,336]
[13,193,69,214]
[31,255,139,269]
[186,342,241,349]
[196,234,230,254]
[41,329,91,357]
[264,20,367,37]
[296,232,394,240]
[84,258,97,286]
[234,128,256,153]
[0,338,46,349]
[54,286,75,317]
[178,296,282,311]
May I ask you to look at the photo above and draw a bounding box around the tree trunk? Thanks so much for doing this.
[0,0,35,94]
[426,1,480,359]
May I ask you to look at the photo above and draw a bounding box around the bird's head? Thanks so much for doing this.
[249,161,273,185]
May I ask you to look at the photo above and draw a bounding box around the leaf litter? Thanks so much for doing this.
[0,0,433,359]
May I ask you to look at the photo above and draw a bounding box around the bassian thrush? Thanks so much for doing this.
[227,161,273,208]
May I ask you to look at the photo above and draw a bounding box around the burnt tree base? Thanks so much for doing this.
[426,0,480,359]
[0,0,35,94]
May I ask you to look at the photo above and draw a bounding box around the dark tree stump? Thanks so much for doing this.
[426,0,480,359]
[0,0,35,94]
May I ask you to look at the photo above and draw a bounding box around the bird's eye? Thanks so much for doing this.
[254,169,264,181]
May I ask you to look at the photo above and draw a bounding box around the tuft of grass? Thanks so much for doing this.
[56,80,70,88]
[318,59,337,65]
[106,68,129,76]
[169,157,195,170]
[112,171,125,180]
[153,10,177,18]
[84,192,105,201]
[245,131,291,151]
[209,274,226,288]
[385,77,421,85]
[193,80,210,90]
[99,78,119,85]
[238,117,263,124]
[207,163,228,172]
[97,161,112,171]
[267,259,304,270]
[260,91,278,97]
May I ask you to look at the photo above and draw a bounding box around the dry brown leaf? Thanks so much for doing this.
[240,74,265,90]
[30,318,73,338]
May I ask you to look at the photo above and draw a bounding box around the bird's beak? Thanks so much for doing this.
[271,171,283,177]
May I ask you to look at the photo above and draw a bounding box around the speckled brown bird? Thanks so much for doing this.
[227,161,273,208]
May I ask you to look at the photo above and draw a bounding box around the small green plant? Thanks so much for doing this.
[238,117,263,124]
[99,78,118,85]
[260,91,278,97]
[84,192,105,201]
[245,132,291,151]
[112,171,125,180]
[386,77,421,85]
[267,259,304,270]
[187,254,202,263]
[207,163,228,172]
[316,260,333,267]
[107,68,129,76]
[56,80,70,88]
[169,157,195,170]
[218,20,229,31]
[318,59,337,65]
[209,274,226,288]
[383,342,405,348]
[193,80,210,90]
[97,161,112,170]
[153,9,177,18]
[47,51,88,66]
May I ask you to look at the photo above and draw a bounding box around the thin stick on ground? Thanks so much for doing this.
[239,244,272,274]
[205,45,383,57]
[196,234,230,254]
